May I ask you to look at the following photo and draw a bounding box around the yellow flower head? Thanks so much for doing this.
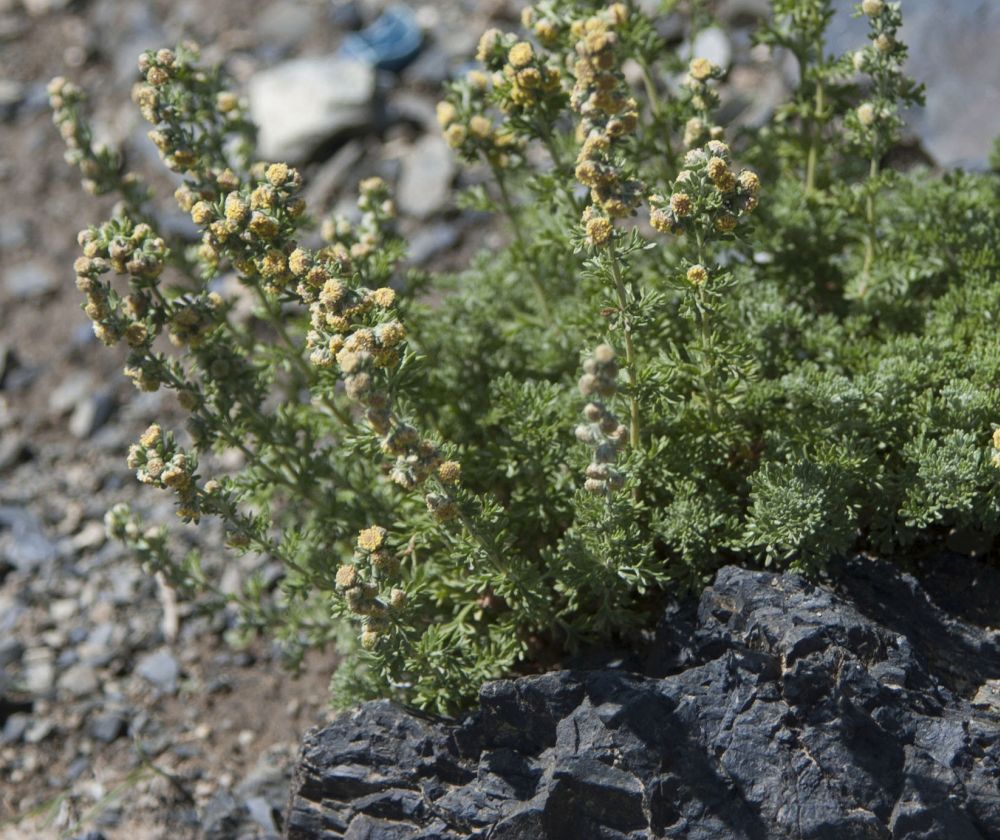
[687,264,708,285]
[862,0,884,17]
[689,58,715,82]
[436,101,458,129]
[266,162,289,187]
[669,192,692,218]
[534,20,557,44]
[738,170,761,195]
[856,102,877,127]
[715,214,738,233]
[444,124,467,149]
[288,248,311,277]
[585,216,614,247]
[139,423,162,449]
[438,460,462,485]
[476,28,503,63]
[335,564,358,589]
[508,41,534,69]
[992,427,1000,449]
[874,33,894,54]
[469,115,492,139]
[467,70,489,90]
[358,525,387,553]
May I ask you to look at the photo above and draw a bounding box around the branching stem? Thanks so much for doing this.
[607,246,641,451]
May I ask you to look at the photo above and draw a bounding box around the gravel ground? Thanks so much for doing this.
[0,0,510,836]
[2,0,990,836]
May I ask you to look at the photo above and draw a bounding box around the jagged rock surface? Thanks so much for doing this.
[285,558,1000,839]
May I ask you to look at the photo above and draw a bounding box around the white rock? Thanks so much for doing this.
[396,134,455,219]
[249,55,375,163]
[688,26,732,72]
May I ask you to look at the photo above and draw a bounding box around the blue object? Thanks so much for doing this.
[341,5,423,72]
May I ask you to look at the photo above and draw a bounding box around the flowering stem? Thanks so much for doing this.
[607,247,641,451]
[862,153,879,278]
[694,231,718,422]
[252,286,357,431]
[805,74,825,194]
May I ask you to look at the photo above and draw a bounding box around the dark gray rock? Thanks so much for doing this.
[2,712,30,744]
[0,506,58,573]
[89,711,127,743]
[286,558,1000,839]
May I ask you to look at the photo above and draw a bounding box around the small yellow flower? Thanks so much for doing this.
[508,41,534,69]
[389,588,407,609]
[738,170,760,194]
[608,3,628,24]
[370,287,397,308]
[715,214,738,233]
[139,423,162,449]
[992,427,1000,449]
[856,102,877,127]
[534,20,557,44]
[874,33,894,54]
[288,248,311,276]
[146,67,169,87]
[585,216,614,247]
[335,564,358,589]
[438,460,462,485]
[444,124,467,149]
[266,162,289,187]
[224,192,249,224]
[216,91,238,113]
[476,28,503,63]
[669,192,692,218]
[862,0,884,17]
[689,58,715,82]
[190,201,213,225]
[376,321,406,348]
[360,629,380,650]
[357,525,387,553]
[649,208,676,234]
[687,264,708,285]
[707,156,729,181]
[469,115,492,139]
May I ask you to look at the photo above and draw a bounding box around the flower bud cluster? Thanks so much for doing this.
[131,45,253,179]
[183,162,306,290]
[570,7,641,242]
[681,58,725,147]
[127,424,201,520]
[991,427,1000,469]
[437,78,522,168]
[335,526,407,650]
[75,218,169,347]
[519,5,563,47]
[648,141,760,239]
[316,176,397,271]
[48,76,148,204]
[166,292,224,347]
[575,344,627,495]
[494,38,564,116]
[846,0,920,152]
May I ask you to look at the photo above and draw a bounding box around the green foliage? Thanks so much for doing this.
[54,3,1000,713]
